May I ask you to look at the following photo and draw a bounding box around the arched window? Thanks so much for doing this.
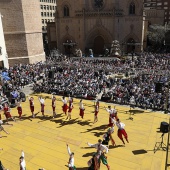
[129,2,135,15]
[64,5,69,17]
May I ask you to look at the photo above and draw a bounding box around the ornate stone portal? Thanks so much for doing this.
[110,40,121,57]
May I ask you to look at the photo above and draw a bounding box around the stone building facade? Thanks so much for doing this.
[39,0,57,32]
[55,0,146,55]
[0,13,8,68]
[0,0,45,66]
[145,9,165,25]
[144,0,170,24]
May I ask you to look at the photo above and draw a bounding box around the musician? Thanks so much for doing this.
[51,94,56,118]
[28,96,35,118]
[61,96,68,115]
[39,96,45,116]
[66,97,73,120]
[79,99,85,119]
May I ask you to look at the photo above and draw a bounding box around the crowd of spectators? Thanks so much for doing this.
[1,52,170,112]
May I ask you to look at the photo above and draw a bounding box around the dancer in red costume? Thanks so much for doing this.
[17,101,22,119]
[66,97,73,120]
[94,100,99,123]
[61,96,68,115]
[79,99,85,119]
[28,96,35,118]
[51,94,57,118]
[39,96,45,116]
[111,118,129,145]
[3,103,15,122]
[104,106,118,127]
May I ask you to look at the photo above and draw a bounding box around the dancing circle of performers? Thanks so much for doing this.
[0,94,129,170]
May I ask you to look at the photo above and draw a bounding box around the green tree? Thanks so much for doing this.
[147,24,170,51]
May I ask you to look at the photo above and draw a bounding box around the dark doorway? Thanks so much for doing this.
[93,36,104,54]
[127,38,135,53]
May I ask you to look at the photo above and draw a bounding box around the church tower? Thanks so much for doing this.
[0,0,45,65]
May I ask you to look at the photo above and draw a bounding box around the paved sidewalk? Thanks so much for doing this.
[0,94,169,170]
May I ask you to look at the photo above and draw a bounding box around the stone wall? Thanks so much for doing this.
[0,0,45,66]
[55,0,145,54]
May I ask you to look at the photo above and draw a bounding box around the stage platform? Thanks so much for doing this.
[0,93,169,170]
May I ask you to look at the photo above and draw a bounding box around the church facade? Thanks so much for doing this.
[55,0,146,55]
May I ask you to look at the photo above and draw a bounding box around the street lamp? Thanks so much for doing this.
[63,40,77,58]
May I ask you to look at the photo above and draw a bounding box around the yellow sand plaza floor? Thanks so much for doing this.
[0,94,170,170]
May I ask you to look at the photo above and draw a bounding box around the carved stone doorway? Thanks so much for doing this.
[127,38,135,53]
[93,36,104,54]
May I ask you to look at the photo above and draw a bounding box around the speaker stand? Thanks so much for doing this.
[154,133,167,153]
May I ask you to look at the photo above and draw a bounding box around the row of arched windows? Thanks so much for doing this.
[62,2,136,17]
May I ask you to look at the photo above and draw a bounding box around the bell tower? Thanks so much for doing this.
[0,0,45,65]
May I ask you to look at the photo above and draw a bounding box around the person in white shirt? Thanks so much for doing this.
[66,144,76,170]
[111,118,129,145]
[19,151,26,170]
[28,96,35,118]
[39,96,45,116]
[94,100,99,123]
[61,96,68,115]
[79,99,85,119]
[87,139,110,170]
[66,97,73,120]
[104,106,118,127]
